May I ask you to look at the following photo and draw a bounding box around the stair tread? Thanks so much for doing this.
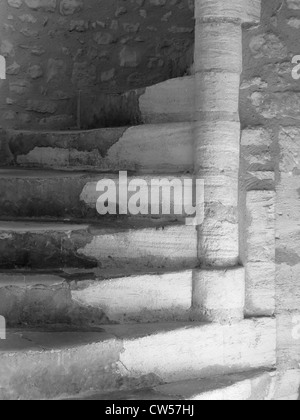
[0,218,185,232]
[0,219,197,271]
[5,126,130,135]
[0,328,112,353]
[0,168,93,178]
[0,319,276,400]
[0,169,193,221]
[0,266,192,286]
[70,369,275,400]
[0,268,194,324]
[1,324,208,356]
[0,167,190,178]
[0,326,275,401]
[1,318,274,351]
[5,120,191,135]
[1,323,209,352]
[1,123,194,173]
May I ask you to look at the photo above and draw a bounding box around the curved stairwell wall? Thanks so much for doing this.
[0,0,194,130]
[241,0,300,400]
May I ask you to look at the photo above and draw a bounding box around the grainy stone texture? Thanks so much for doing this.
[0,0,194,129]
[0,319,276,400]
[194,29,239,266]
[75,369,300,401]
[192,267,245,323]
[0,169,196,220]
[194,0,260,269]
[241,0,300,399]
[0,125,279,174]
[244,191,275,317]
[0,220,198,272]
[113,319,276,383]
[0,124,195,172]
[0,269,195,325]
[0,0,299,401]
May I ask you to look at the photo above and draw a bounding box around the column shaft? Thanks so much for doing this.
[195,6,243,268]
[192,0,261,323]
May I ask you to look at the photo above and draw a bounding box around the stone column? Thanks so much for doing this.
[192,0,261,322]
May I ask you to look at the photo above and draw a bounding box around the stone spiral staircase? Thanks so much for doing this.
[0,78,277,400]
[0,0,280,401]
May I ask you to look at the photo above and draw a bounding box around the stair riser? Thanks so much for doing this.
[0,228,96,270]
[0,174,195,220]
[70,76,195,129]
[0,284,108,326]
[1,124,194,173]
[0,271,193,326]
[0,176,97,220]
[0,225,197,271]
[154,371,277,401]
[0,319,276,400]
[1,127,270,176]
[136,76,194,124]
[72,271,193,324]
[0,267,245,326]
[115,319,276,384]
[0,334,160,401]
[70,371,278,400]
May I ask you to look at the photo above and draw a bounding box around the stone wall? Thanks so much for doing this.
[0,0,194,129]
[241,0,300,397]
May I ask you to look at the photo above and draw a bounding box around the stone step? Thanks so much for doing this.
[0,220,197,271]
[0,169,194,221]
[80,76,195,128]
[132,76,194,124]
[69,370,277,401]
[0,123,194,173]
[0,126,274,176]
[0,319,276,400]
[0,269,194,325]
[0,266,245,326]
[1,126,270,174]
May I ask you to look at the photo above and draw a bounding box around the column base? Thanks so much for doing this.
[192,266,245,323]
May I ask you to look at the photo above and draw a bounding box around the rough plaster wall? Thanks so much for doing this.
[0,0,194,130]
[241,0,300,393]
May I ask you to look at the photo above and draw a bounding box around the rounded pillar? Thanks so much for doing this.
[193,0,261,322]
